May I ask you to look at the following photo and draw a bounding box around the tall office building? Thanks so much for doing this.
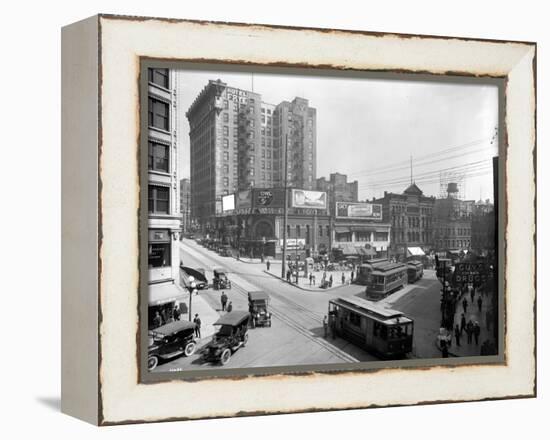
[147,68,183,322]
[186,80,317,231]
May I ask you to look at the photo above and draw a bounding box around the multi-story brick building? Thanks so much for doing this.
[316,173,358,210]
[433,184,473,251]
[374,183,435,260]
[147,68,183,324]
[471,200,495,253]
[186,80,317,231]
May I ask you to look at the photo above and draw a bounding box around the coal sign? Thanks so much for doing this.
[453,262,489,286]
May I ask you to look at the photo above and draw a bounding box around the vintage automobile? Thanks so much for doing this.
[147,320,197,371]
[218,245,233,257]
[248,291,272,328]
[202,311,250,365]
[213,267,232,290]
[180,264,208,289]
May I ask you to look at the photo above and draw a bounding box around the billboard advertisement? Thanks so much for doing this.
[221,194,235,212]
[236,190,252,209]
[336,202,382,220]
[291,189,327,210]
[279,238,306,250]
[254,188,285,208]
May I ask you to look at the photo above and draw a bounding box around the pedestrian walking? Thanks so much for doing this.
[309,273,313,285]
[173,304,181,321]
[329,274,333,287]
[470,286,475,303]
[460,313,466,335]
[312,274,316,285]
[323,315,328,338]
[462,297,468,314]
[466,320,474,344]
[351,271,355,283]
[454,324,461,347]
[221,291,228,312]
[153,311,163,328]
[341,273,345,285]
[473,321,481,345]
[286,269,291,282]
[226,301,233,313]
[266,260,270,271]
[442,342,449,358]
[193,313,202,338]
[477,295,483,313]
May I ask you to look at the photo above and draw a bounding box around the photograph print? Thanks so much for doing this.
[145,65,501,375]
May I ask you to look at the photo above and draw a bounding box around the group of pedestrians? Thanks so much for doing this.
[220,291,233,313]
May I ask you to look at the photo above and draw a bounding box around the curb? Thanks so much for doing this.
[262,270,351,293]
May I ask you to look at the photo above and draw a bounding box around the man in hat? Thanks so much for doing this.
[193,314,202,338]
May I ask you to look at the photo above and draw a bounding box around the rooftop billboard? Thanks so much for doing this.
[291,189,327,210]
[335,202,382,220]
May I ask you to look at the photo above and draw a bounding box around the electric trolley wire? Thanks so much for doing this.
[347,135,495,178]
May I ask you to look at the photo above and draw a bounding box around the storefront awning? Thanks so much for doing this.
[148,282,186,307]
[334,226,350,234]
[407,247,425,256]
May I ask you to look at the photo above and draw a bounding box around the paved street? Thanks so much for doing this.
[153,239,449,372]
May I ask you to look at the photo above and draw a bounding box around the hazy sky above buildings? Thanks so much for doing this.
[176,68,498,202]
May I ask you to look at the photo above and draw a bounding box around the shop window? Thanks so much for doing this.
[148,243,171,268]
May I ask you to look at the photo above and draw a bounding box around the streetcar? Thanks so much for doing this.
[355,258,389,285]
[328,296,414,358]
[407,260,424,283]
[366,262,408,299]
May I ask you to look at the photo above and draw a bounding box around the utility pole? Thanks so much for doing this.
[281,134,289,278]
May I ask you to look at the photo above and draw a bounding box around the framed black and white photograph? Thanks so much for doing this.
[61,14,536,425]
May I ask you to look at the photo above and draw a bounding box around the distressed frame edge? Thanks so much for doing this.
[61,14,101,425]
[94,15,536,425]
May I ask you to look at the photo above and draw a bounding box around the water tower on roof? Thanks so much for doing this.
[439,171,465,199]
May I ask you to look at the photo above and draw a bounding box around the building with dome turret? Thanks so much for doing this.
[374,183,435,260]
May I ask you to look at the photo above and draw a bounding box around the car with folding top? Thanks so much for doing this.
[147,320,198,371]
[212,267,231,290]
[202,311,250,365]
[248,291,272,328]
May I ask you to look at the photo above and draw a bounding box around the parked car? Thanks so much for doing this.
[248,291,272,328]
[213,267,231,290]
[218,245,233,257]
[180,264,208,289]
[148,320,197,371]
[202,311,250,365]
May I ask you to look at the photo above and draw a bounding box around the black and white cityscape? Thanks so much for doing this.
[146,68,499,373]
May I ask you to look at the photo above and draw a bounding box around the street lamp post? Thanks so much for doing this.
[186,276,197,321]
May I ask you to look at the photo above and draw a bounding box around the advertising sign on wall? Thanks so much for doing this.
[279,238,306,250]
[291,189,327,209]
[252,188,285,209]
[236,190,252,209]
[222,194,235,212]
[336,202,382,220]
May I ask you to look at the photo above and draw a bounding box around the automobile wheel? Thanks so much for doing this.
[242,333,249,346]
[148,355,159,371]
[220,348,231,365]
[184,342,196,357]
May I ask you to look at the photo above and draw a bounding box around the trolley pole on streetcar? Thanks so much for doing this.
[281,134,289,279]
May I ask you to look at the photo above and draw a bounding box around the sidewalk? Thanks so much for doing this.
[436,288,496,357]
[176,284,220,341]
[262,263,356,292]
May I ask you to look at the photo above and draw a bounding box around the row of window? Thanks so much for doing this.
[436,239,471,248]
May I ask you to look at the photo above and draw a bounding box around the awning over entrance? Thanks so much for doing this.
[341,244,358,255]
[148,282,186,307]
[407,247,425,256]
[334,226,350,234]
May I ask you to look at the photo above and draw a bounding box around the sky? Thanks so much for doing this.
[175,68,499,202]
